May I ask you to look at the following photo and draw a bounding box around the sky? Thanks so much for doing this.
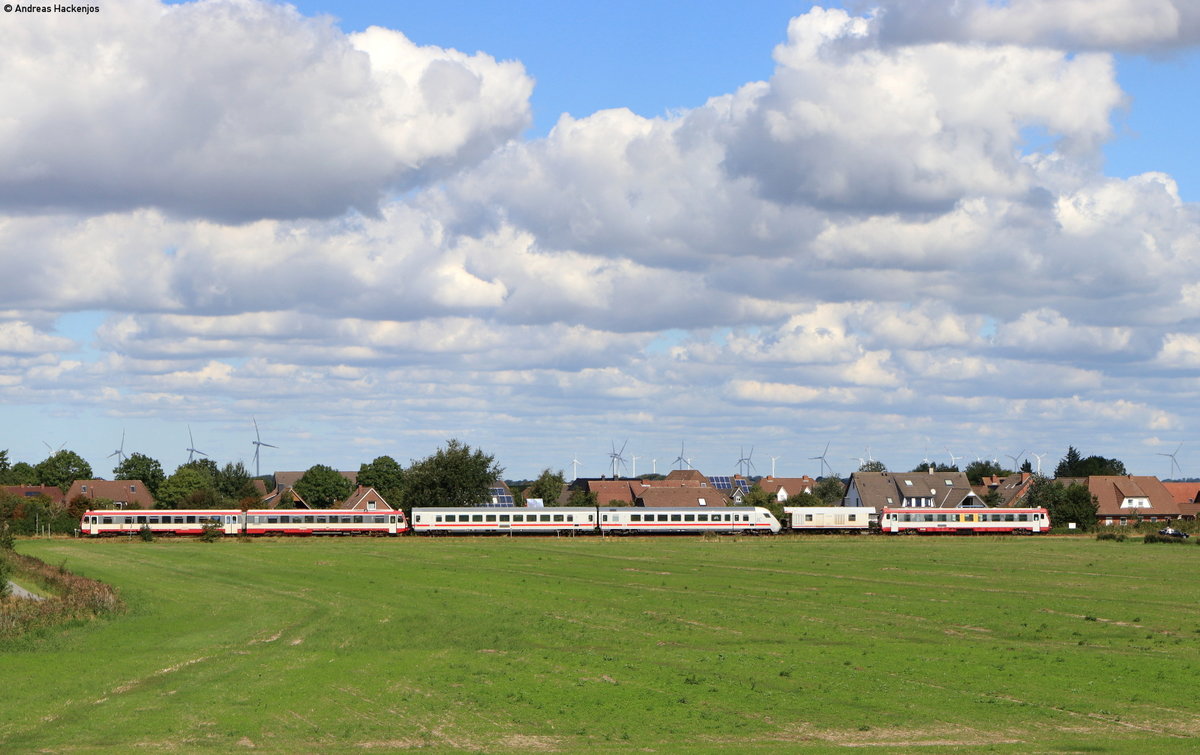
[2,0,1200,482]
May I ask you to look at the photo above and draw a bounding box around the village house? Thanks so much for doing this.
[1,485,66,505]
[1068,476,1181,525]
[844,470,983,509]
[65,480,155,509]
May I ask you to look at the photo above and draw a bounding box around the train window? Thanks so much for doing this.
[849,514,857,522]
[372,516,385,523]
[1018,514,1028,522]
[588,515,594,522]
[512,514,523,522]
[567,515,574,522]
[631,514,641,522]
[186,516,196,524]
[936,515,947,522]
[684,514,695,522]
[553,514,564,522]
[136,516,147,524]
[698,514,708,522]
[102,517,112,524]
[354,515,364,523]
[486,514,496,523]
[1005,514,1015,521]
[542,515,552,522]
[658,514,669,522]
[805,514,814,522]
[472,515,483,522]
[671,514,681,522]
[314,516,326,524]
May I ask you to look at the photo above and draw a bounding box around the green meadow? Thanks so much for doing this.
[3,535,1199,752]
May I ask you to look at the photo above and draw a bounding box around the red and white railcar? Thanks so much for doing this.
[410,507,596,534]
[243,509,407,536]
[879,507,1050,534]
[80,510,242,536]
[597,506,781,534]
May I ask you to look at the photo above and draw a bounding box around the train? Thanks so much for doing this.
[80,505,1050,537]
[80,505,782,537]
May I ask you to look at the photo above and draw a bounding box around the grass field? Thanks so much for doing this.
[3,535,1200,752]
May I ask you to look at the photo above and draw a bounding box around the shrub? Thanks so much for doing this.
[1143,533,1189,544]
[199,522,222,542]
[1095,532,1126,542]
[0,553,11,599]
[0,522,13,551]
[138,524,155,542]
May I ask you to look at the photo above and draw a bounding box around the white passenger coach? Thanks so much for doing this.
[410,507,597,534]
[597,506,780,534]
[782,506,875,532]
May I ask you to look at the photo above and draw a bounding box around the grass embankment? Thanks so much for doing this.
[1,549,122,639]
[3,536,1199,752]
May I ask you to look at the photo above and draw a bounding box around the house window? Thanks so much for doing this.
[367,501,376,511]
[698,498,707,506]
[81,485,87,493]
[130,485,136,493]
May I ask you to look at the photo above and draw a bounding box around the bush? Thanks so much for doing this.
[0,522,13,551]
[0,551,124,640]
[1095,532,1126,542]
[138,524,155,542]
[1142,533,1189,544]
[199,522,222,542]
[0,553,11,599]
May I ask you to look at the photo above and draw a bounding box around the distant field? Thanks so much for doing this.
[4,535,1199,752]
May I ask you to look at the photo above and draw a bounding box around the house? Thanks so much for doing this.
[1,485,66,505]
[65,480,155,509]
[1162,482,1200,520]
[635,487,728,508]
[339,486,393,511]
[758,476,817,502]
[844,471,983,509]
[974,473,1035,507]
[259,486,312,509]
[487,481,515,506]
[1077,476,1181,525]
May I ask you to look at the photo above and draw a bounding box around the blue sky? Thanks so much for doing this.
[3,0,1200,482]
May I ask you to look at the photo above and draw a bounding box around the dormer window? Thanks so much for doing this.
[904,480,913,486]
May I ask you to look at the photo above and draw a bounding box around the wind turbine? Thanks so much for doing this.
[810,442,833,477]
[1157,443,1183,478]
[186,426,208,463]
[608,439,629,478]
[736,446,757,477]
[1005,449,1026,471]
[42,440,65,455]
[631,454,641,478]
[945,447,961,469]
[1031,452,1047,474]
[570,453,582,481]
[769,455,781,477]
[108,429,127,465]
[251,418,278,477]
[673,443,689,470]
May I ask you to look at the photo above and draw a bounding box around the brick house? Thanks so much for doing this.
[845,471,983,509]
[65,480,156,509]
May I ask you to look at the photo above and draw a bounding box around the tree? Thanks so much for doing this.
[566,489,597,508]
[1024,475,1098,530]
[114,452,166,498]
[0,450,9,485]
[401,439,503,508]
[294,464,354,509]
[813,476,845,505]
[357,455,405,505]
[963,460,1013,486]
[909,462,958,473]
[525,469,566,506]
[180,458,220,480]
[1054,447,1126,478]
[158,466,217,509]
[858,460,886,473]
[216,461,258,506]
[7,462,37,485]
[743,484,783,521]
[35,450,93,492]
